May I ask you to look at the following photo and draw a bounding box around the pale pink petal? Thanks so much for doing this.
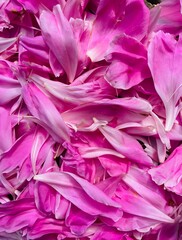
[0,37,17,53]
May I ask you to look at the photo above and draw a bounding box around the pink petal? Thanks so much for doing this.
[148,31,182,131]
[149,146,182,196]
[0,198,43,233]
[105,35,150,90]
[0,37,17,53]
[34,171,122,221]
[39,5,78,82]
[22,82,70,143]
[99,125,153,166]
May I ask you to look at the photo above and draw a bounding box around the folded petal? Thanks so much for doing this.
[149,146,182,196]
[65,205,96,236]
[0,37,17,53]
[99,125,153,166]
[34,171,122,221]
[0,198,43,233]
[22,82,70,143]
[148,31,182,131]
[105,35,150,89]
[87,0,149,61]
[87,0,126,61]
[39,5,78,81]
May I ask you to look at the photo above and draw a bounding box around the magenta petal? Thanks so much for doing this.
[105,35,150,90]
[0,198,43,233]
[87,0,126,61]
[39,5,78,82]
[34,171,123,221]
[99,125,153,166]
[157,222,180,240]
[0,107,13,152]
[22,82,70,143]
[65,205,96,235]
[148,31,182,131]
[149,146,182,196]
[116,0,150,40]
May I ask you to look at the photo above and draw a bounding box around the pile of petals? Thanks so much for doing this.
[1,0,182,239]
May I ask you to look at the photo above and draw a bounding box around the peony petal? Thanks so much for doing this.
[39,5,78,82]
[34,171,122,221]
[148,31,182,131]
[149,146,182,196]
[105,35,150,90]
[22,82,70,143]
[99,125,153,166]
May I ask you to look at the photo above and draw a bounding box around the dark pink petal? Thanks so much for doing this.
[115,0,150,40]
[87,0,126,61]
[0,198,43,233]
[157,222,180,240]
[65,205,96,235]
[87,0,149,61]
[28,218,75,239]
